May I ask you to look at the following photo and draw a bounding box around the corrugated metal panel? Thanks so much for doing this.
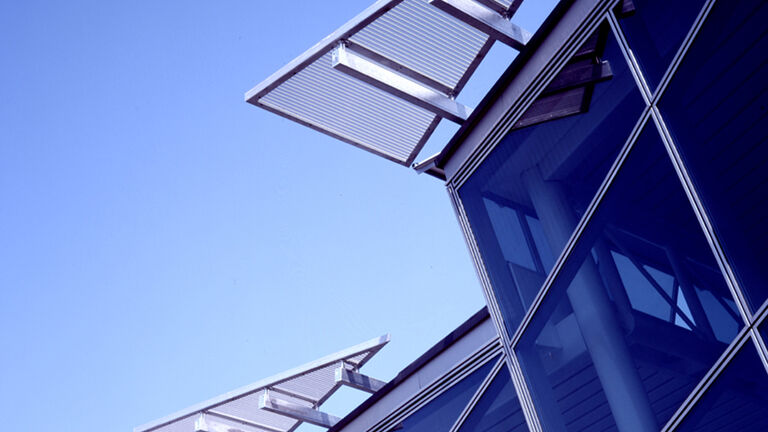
[349,0,488,90]
[247,0,516,166]
[260,52,436,163]
[136,335,389,432]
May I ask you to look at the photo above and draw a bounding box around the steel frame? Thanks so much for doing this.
[335,367,387,394]
[247,0,542,167]
[428,0,531,50]
[260,391,341,428]
[245,0,403,103]
[447,356,506,432]
[245,0,510,167]
[331,43,473,123]
[444,0,768,430]
[134,335,389,432]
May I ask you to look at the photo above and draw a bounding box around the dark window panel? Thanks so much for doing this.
[458,366,527,432]
[659,1,768,313]
[397,358,497,432]
[459,27,645,336]
[676,341,768,431]
[515,126,740,432]
[616,0,707,91]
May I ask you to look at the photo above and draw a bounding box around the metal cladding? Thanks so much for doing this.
[135,335,390,432]
[246,0,527,166]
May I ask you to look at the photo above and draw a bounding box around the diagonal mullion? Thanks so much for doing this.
[448,356,507,432]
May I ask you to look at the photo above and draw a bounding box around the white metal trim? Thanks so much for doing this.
[244,0,403,103]
[331,43,473,123]
[428,0,531,50]
[135,335,389,432]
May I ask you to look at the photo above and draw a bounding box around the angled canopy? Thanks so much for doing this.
[246,0,530,166]
[135,335,390,432]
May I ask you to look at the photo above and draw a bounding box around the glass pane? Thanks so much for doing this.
[459,26,645,336]
[458,366,527,432]
[676,342,768,431]
[515,125,742,432]
[484,198,537,271]
[398,358,496,432]
[615,0,707,91]
[658,1,768,313]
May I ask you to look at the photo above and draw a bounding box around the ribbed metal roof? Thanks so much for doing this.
[135,335,390,432]
[246,0,529,166]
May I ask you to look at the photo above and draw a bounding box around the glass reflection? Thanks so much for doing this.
[459,27,645,336]
[676,342,768,431]
[659,1,768,312]
[458,365,527,432]
[615,0,706,91]
[515,126,741,432]
[398,358,495,432]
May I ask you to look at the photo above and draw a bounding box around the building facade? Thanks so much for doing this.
[333,0,768,430]
[437,0,768,430]
[139,1,768,431]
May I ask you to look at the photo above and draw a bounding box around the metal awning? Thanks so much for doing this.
[246,0,531,166]
[135,335,390,432]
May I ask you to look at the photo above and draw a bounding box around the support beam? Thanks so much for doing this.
[268,386,317,404]
[428,0,531,50]
[344,40,455,95]
[207,410,285,432]
[335,367,387,393]
[474,0,507,16]
[259,391,340,429]
[331,43,472,123]
[195,415,252,432]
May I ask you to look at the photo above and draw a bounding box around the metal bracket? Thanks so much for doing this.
[331,43,473,123]
[428,0,531,50]
[335,366,387,393]
[195,414,249,432]
[259,391,340,429]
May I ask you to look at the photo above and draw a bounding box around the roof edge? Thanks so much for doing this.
[135,334,390,432]
[434,0,576,171]
[329,307,490,432]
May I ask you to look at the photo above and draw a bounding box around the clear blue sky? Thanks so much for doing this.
[0,2,554,431]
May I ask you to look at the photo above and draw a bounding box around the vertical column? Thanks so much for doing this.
[595,241,635,332]
[522,166,657,432]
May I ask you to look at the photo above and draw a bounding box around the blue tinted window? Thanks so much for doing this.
[676,342,768,431]
[527,216,555,271]
[515,126,741,432]
[658,1,768,313]
[398,358,496,432]
[484,198,537,271]
[616,0,707,91]
[459,28,645,336]
[458,366,527,432]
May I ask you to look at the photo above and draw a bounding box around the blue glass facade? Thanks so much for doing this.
[459,27,645,337]
[452,0,768,430]
[515,124,740,431]
[675,341,768,431]
[396,359,498,432]
[458,365,527,432]
[658,0,768,313]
